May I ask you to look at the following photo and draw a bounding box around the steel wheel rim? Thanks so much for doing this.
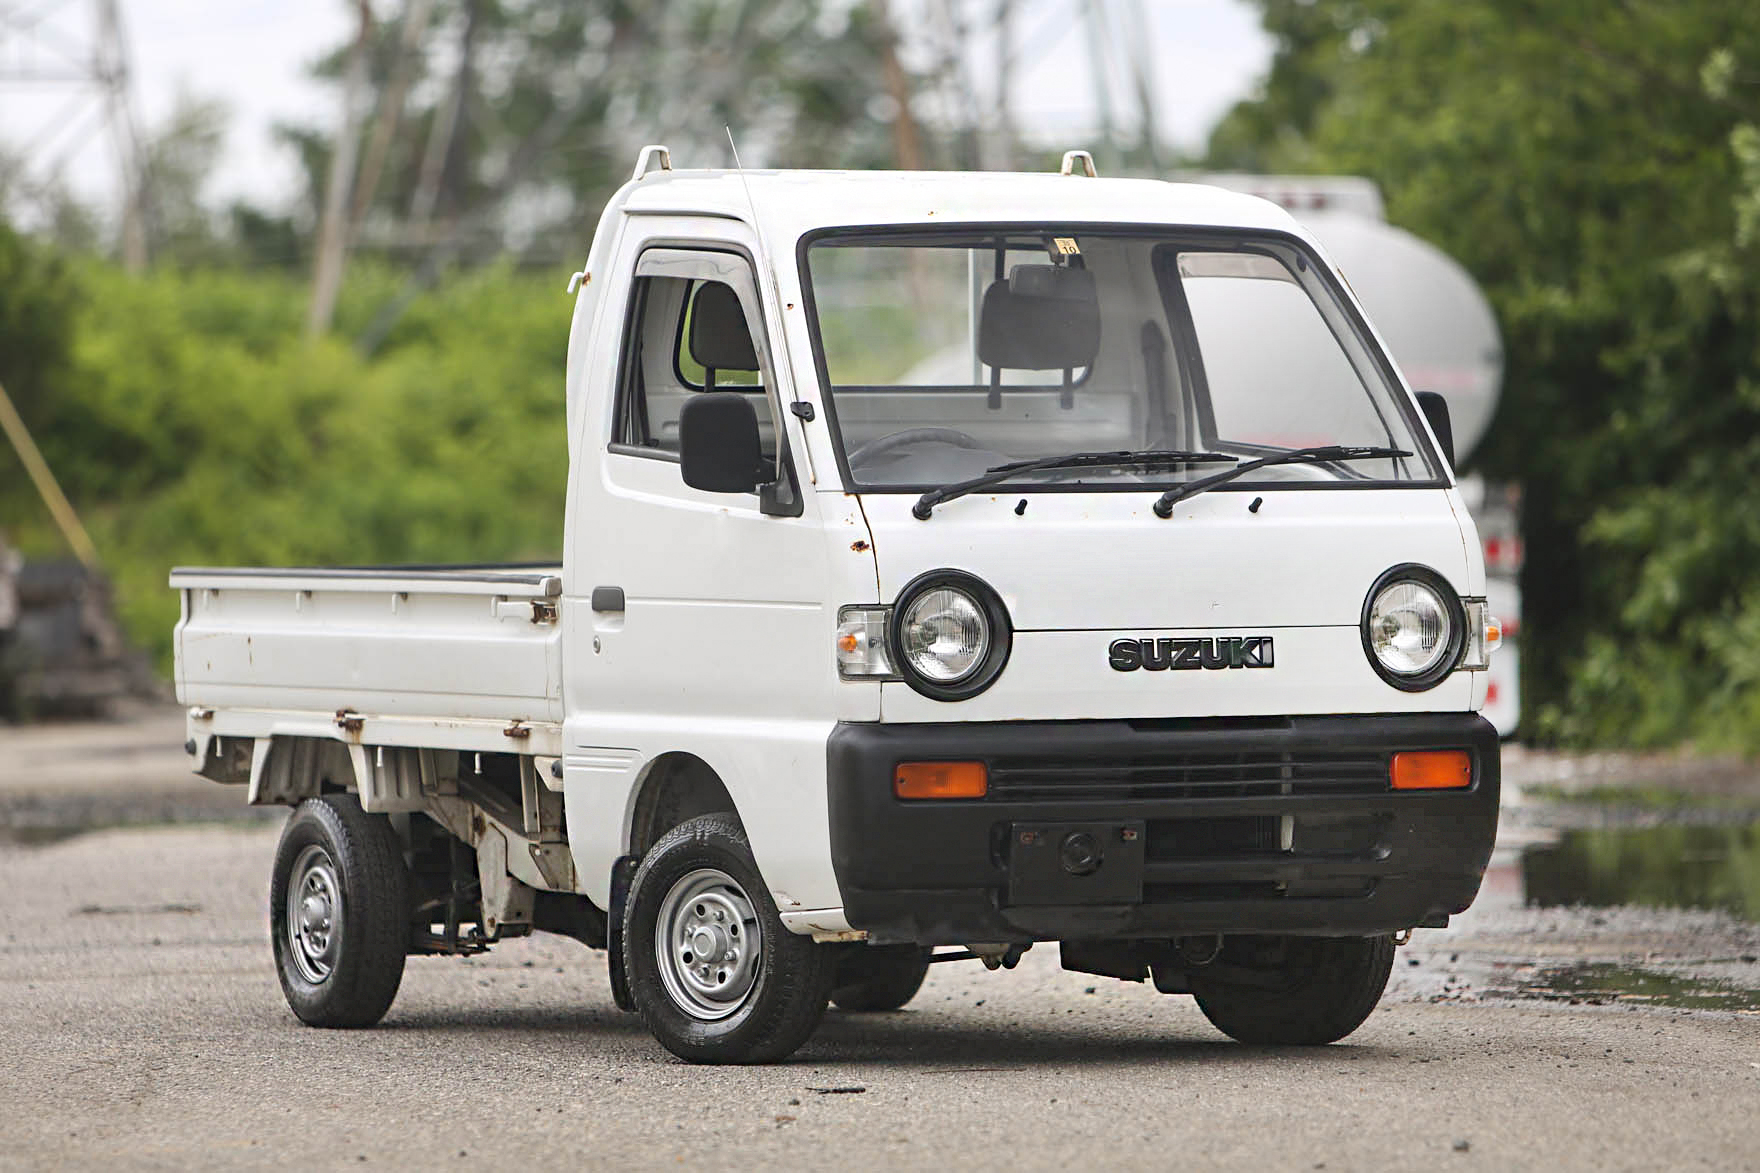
[286,844,342,984]
[654,867,761,1021]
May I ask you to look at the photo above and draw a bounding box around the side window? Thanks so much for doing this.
[614,274,774,460]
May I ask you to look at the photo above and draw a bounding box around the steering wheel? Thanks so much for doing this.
[847,428,987,467]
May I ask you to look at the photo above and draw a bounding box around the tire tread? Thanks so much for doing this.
[270,795,409,1029]
[624,813,833,1064]
[1192,935,1394,1046]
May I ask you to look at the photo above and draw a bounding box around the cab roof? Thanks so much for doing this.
[614,166,1307,244]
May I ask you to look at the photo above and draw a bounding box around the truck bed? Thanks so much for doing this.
[171,564,563,740]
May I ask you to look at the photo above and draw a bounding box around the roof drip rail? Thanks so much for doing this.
[1060,150,1098,178]
[632,144,673,181]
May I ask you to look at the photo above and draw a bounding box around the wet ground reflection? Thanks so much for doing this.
[1483,818,1760,1011]
[1521,821,1760,920]
[1506,962,1760,1012]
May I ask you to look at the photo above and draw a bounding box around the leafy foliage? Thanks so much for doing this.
[1210,0,1760,750]
[2,259,569,669]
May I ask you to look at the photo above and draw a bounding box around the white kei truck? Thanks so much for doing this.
[172,148,1503,1064]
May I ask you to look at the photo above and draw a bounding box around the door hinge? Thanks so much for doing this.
[494,598,558,624]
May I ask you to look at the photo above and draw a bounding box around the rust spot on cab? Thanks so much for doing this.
[851,540,870,552]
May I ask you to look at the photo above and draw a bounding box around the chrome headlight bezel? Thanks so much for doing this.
[1360,564,1467,692]
[888,570,1012,701]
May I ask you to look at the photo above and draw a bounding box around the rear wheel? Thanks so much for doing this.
[831,945,932,1012]
[1191,934,1394,1046]
[269,795,410,1028]
[623,814,834,1064]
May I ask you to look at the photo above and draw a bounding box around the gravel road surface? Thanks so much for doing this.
[2,713,1758,1169]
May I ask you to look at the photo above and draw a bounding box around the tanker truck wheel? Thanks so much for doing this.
[831,945,932,1012]
[270,795,410,1028]
[623,814,834,1064]
[1191,934,1394,1046]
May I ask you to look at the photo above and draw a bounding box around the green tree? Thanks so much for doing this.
[281,0,906,266]
[1209,1,1760,749]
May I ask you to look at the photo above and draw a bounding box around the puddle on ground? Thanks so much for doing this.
[1521,821,1760,920]
[0,825,89,847]
[1504,963,1760,1013]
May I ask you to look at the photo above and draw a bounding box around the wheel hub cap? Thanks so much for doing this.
[655,868,761,1021]
[285,844,342,984]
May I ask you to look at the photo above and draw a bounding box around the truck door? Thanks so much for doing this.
[561,239,839,909]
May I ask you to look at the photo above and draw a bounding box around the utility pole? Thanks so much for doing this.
[991,0,1017,171]
[1124,0,1160,170]
[0,0,150,269]
[1082,0,1116,162]
[347,0,434,248]
[409,0,478,229]
[0,376,100,568]
[873,0,924,171]
[305,0,373,339]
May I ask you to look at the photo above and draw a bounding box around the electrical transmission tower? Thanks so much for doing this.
[0,0,148,268]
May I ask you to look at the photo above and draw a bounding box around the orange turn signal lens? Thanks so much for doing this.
[894,761,988,800]
[1390,750,1473,790]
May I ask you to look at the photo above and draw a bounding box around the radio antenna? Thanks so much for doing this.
[725,126,817,484]
[726,126,757,216]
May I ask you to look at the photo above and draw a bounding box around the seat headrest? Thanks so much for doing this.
[978,265,1100,371]
[688,281,759,372]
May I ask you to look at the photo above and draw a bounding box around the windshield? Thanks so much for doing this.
[801,228,1442,491]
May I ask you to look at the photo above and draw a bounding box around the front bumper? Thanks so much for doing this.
[827,714,1499,944]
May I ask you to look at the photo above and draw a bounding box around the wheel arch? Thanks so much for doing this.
[249,734,359,807]
[625,751,744,857]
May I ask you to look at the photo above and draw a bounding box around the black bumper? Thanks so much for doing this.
[827,714,1499,944]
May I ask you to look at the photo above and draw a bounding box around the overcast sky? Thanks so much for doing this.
[3,0,1271,215]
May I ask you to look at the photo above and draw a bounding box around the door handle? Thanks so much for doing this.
[591,586,625,613]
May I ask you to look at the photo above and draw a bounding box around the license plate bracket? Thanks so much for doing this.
[1006,820,1145,905]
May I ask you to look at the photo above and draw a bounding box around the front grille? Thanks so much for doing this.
[986,749,1389,803]
[1145,815,1283,859]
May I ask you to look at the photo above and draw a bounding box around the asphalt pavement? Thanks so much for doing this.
[2,711,1758,1169]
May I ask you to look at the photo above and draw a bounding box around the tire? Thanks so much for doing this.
[830,945,932,1012]
[623,814,834,1064]
[1192,934,1394,1046]
[269,795,410,1028]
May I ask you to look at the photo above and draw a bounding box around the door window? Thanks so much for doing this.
[614,269,776,461]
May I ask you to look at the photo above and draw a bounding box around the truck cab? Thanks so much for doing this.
[173,149,1501,1063]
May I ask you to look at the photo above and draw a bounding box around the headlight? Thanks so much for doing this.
[900,588,988,682]
[890,571,1012,700]
[1361,565,1466,691]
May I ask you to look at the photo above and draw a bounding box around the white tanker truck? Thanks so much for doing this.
[1196,176,1520,737]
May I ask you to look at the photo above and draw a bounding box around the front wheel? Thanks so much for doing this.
[623,814,834,1064]
[1191,934,1394,1046]
[269,795,410,1028]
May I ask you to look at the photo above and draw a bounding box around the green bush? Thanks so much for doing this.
[3,258,571,670]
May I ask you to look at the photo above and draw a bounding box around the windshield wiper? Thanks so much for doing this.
[913,449,1237,520]
[1150,445,1411,518]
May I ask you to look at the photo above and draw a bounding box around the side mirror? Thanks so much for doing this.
[679,394,762,494]
[1416,391,1454,469]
